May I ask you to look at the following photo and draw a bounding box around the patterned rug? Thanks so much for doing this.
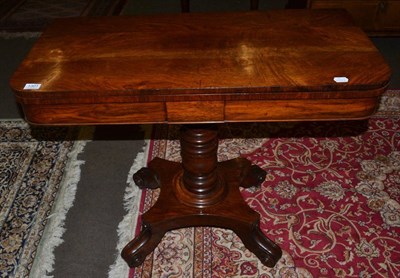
[0,0,127,32]
[121,90,400,277]
[0,120,91,277]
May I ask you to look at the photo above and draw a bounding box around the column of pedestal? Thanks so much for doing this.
[176,125,226,208]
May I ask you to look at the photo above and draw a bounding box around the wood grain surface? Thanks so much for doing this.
[10,9,391,124]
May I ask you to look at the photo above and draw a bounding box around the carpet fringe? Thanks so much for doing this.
[108,126,152,278]
[28,126,95,278]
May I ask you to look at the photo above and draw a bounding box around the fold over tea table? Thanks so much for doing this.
[10,9,391,267]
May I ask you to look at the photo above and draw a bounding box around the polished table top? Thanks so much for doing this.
[10,9,391,125]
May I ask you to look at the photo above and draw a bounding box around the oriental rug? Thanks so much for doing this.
[111,90,400,278]
[0,120,92,278]
[0,0,127,33]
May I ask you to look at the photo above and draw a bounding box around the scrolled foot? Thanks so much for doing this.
[235,222,282,268]
[252,224,282,267]
[121,224,154,267]
[240,164,267,188]
[133,167,160,189]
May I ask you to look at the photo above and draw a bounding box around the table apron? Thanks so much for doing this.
[21,97,380,125]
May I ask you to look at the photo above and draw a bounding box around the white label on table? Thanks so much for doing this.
[23,83,41,90]
[333,77,349,83]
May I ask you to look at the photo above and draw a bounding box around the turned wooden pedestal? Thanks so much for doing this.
[121,125,282,267]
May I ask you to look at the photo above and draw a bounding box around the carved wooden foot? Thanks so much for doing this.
[121,126,282,268]
[236,159,267,189]
[132,167,160,189]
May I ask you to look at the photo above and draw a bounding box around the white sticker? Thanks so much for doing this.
[24,83,41,90]
[333,77,349,83]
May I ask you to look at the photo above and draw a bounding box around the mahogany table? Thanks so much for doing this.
[10,10,390,268]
